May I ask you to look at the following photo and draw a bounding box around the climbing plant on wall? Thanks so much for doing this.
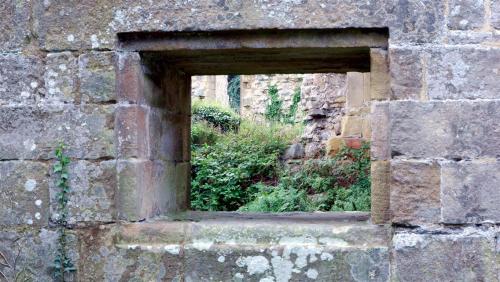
[265,84,301,124]
[52,143,76,281]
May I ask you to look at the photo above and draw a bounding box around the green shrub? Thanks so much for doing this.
[190,122,298,211]
[191,121,221,146]
[239,143,371,212]
[192,101,240,132]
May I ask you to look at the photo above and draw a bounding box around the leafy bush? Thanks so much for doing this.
[191,121,221,146]
[192,101,240,132]
[239,143,371,212]
[190,122,298,211]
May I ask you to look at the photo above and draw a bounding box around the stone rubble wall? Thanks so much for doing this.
[0,0,499,281]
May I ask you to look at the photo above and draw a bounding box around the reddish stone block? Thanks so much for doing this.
[344,137,362,149]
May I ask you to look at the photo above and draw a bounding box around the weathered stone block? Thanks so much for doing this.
[0,1,32,51]
[341,116,363,138]
[427,47,500,100]
[45,52,78,103]
[149,108,190,162]
[116,52,144,103]
[0,54,44,105]
[391,160,441,225]
[389,47,424,100]
[116,159,189,220]
[79,52,116,103]
[392,228,498,281]
[370,49,390,101]
[326,137,344,157]
[441,160,500,224]
[493,0,500,29]
[0,161,50,227]
[371,161,390,224]
[0,105,115,160]
[390,100,500,159]
[0,228,76,282]
[346,72,365,109]
[371,102,390,161]
[390,0,446,43]
[115,105,149,159]
[448,0,485,30]
[50,160,116,224]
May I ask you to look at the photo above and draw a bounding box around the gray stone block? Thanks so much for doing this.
[49,160,117,224]
[45,51,78,103]
[390,100,500,159]
[79,52,117,103]
[390,160,441,226]
[0,1,32,51]
[392,228,498,281]
[0,105,115,160]
[492,0,500,29]
[389,48,424,100]
[448,0,485,30]
[0,54,44,106]
[441,160,500,224]
[0,161,50,227]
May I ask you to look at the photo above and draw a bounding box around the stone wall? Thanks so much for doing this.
[0,1,499,281]
[191,75,229,107]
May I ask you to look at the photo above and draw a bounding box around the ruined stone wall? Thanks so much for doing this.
[0,1,499,281]
[191,75,230,107]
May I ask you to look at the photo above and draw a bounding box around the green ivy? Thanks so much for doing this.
[264,84,301,124]
[53,143,76,281]
[227,75,241,113]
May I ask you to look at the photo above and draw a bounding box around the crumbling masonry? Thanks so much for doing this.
[0,1,499,281]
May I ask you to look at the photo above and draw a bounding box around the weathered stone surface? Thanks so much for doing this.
[391,160,441,225]
[370,49,390,101]
[392,228,498,281]
[283,143,305,160]
[0,161,50,227]
[427,47,500,100]
[390,100,500,159]
[341,116,363,138]
[370,102,390,161]
[441,160,500,224]
[0,105,115,160]
[0,228,74,282]
[45,51,78,103]
[390,0,446,43]
[371,161,390,224]
[149,109,190,162]
[35,0,397,50]
[79,52,116,103]
[389,48,424,100]
[50,160,116,224]
[491,0,500,29]
[448,0,485,30]
[0,54,44,106]
[0,1,32,51]
[115,105,148,159]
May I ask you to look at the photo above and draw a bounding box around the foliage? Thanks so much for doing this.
[239,143,371,212]
[227,75,241,113]
[190,122,298,211]
[264,84,301,124]
[264,84,284,122]
[52,143,76,281]
[192,100,240,132]
[191,121,221,146]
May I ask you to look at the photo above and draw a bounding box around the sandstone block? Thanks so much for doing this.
[116,52,145,103]
[441,160,500,224]
[0,54,44,105]
[0,161,50,227]
[371,161,390,224]
[344,138,363,149]
[79,52,117,103]
[0,1,31,51]
[389,48,424,100]
[370,49,390,101]
[427,47,500,100]
[448,0,485,29]
[326,137,344,157]
[392,229,498,281]
[390,100,500,159]
[149,108,190,162]
[115,105,149,159]
[0,105,115,160]
[341,116,363,138]
[390,160,441,225]
[370,102,390,161]
[45,51,78,103]
[50,160,116,224]
[346,72,365,109]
